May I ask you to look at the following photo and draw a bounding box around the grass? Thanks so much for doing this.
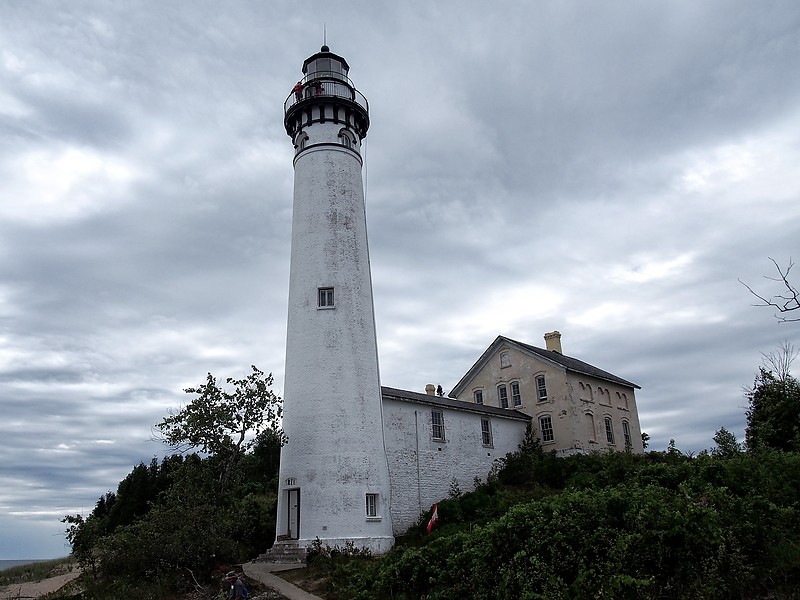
[0,557,77,587]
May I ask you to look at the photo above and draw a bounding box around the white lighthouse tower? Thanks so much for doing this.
[274,47,395,555]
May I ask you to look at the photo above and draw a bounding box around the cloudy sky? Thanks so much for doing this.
[2,0,799,559]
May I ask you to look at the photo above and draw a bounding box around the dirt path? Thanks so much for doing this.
[0,570,81,599]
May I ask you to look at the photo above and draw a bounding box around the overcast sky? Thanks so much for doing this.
[1,1,799,560]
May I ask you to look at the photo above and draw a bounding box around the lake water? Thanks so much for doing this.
[0,559,46,571]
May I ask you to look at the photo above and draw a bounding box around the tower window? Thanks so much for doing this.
[294,131,309,153]
[365,493,378,518]
[511,381,522,407]
[539,415,554,443]
[318,287,335,308]
[338,129,355,149]
[474,389,483,405]
[497,384,508,409]
[481,418,493,447]
[431,410,445,441]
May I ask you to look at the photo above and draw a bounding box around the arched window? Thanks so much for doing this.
[294,131,309,153]
[584,412,596,442]
[497,384,509,409]
[622,420,632,448]
[510,381,522,407]
[338,128,356,149]
[539,414,554,443]
[604,416,615,444]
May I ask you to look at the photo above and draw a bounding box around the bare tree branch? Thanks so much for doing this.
[739,257,800,323]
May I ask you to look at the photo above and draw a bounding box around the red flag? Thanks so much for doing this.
[427,503,439,535]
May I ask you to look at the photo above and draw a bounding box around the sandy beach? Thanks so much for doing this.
[0,570,81,599]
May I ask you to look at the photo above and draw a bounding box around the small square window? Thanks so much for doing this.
[536,375,548,402]
[366,493,378,517]
[474,390,483,405]
[481,418,493,447]
[318,287,335,308]
[511,381,522,407]
[431,410,445,441]
[539,415,554,443]
[498,385,508,409]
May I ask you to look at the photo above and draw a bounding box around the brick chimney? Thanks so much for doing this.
[425,383,436,395]
[544,330,562,353]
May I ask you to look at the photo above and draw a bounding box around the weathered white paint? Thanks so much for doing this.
[382,395,529,534]
[276,52,394,554]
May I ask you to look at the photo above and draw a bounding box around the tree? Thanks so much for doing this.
[740,257,800,322]
[156,365,285,491]
[745,344,800,451]
[711,426,743,457]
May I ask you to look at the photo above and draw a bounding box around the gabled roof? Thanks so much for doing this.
[381,385,531,421]
[450,335,640,398]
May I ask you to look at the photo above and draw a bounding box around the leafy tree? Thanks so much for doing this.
[746,343,800,452]
[156,365,285,491]
[746,367,800,452]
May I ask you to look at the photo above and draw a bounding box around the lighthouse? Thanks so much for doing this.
[274,47,395,554]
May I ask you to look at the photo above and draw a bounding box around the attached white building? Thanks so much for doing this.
[381,386,529,533]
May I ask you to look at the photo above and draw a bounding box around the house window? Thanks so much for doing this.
[536,375,548,401]
[622,420,632,448]
[605,417,615,444]
[318,287,334,308]
[474,389,483,405]
[511,381,522,407]
[365,493,378,517]
[481,418,493,447]
[500,351,511,368]
[539,415,554,443]
[497,384,509,409]
[431,410,445,441]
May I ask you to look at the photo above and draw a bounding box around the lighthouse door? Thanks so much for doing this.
[287,489,300,539]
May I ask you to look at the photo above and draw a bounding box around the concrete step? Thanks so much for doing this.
[257,541,308,564]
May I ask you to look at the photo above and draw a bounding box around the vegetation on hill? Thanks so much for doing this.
[62,352,800,599]
[62,367,284,599]
[300,437,800,599]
